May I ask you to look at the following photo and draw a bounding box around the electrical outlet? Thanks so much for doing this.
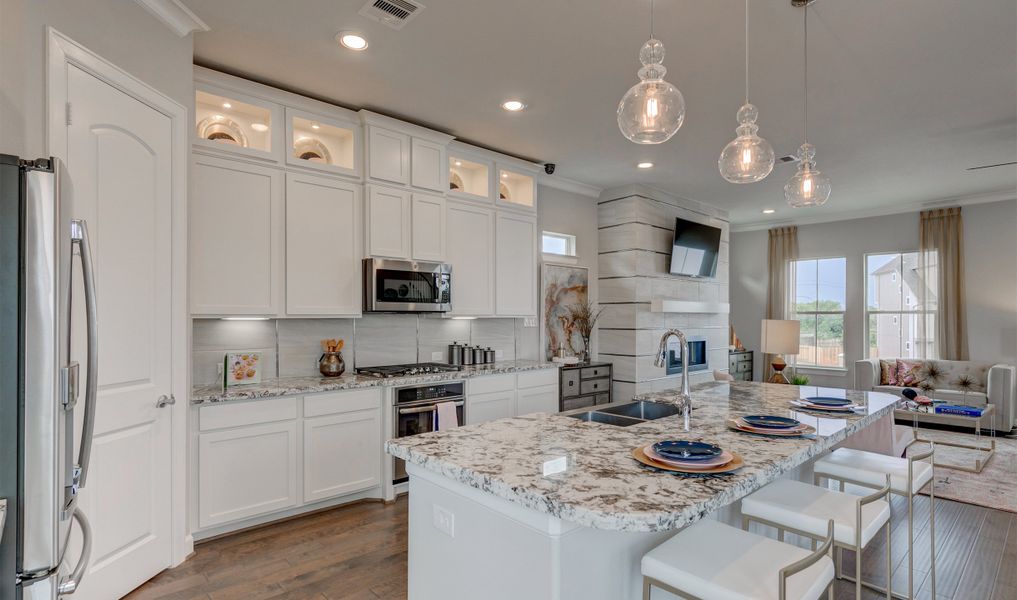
[431,351,443,361]
[523,317,537,327]
[433,504,455,538]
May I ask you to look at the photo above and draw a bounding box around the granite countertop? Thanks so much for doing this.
[191,360,560,405]
[385,381,899,533]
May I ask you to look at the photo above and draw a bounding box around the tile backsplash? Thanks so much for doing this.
[192,316,540,385]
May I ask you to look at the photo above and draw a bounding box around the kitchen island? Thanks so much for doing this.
[385,381,899,600]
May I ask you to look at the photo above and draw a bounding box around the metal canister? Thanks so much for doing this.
[484,348,496,364]
[473,346,486,365]
[462,344,475,365]
[447,341,464,365]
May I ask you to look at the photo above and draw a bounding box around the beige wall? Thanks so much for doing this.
[730,199,1017,387]
[0,0,194,157]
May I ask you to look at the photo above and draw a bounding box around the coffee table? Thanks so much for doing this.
[896,403,995,473]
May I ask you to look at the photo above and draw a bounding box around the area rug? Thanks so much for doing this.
[904,426,1017,513]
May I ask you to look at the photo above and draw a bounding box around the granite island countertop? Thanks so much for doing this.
[191,360,559,405]
[385,381,900,532]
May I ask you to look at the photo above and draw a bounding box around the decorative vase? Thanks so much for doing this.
[319,351,345,377]
[579,334,591,364]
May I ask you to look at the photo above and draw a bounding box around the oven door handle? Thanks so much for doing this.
[398,400,464,415]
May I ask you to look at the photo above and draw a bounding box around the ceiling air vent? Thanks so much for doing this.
[358,0,424,30]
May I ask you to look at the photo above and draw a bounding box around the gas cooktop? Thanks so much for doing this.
[355,362,462,378]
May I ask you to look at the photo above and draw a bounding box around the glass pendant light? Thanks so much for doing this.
[719,0,774,183]
[617,0,685,144]
[785,0,831,207]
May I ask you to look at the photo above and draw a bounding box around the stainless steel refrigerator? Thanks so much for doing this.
[1,155,96,599]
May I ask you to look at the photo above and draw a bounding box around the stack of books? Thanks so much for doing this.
[934,404,984,417]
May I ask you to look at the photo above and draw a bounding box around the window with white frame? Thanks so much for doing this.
[541,231,576,257]
[791,257,847,368]
[865,252,936,359]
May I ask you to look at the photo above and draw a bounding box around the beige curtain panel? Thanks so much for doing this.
[919,207,968,360]
[765,226,798,380]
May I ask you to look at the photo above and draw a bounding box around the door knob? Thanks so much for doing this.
[156,394,176,408]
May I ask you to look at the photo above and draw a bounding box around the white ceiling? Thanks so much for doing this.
[184,0,1017,225]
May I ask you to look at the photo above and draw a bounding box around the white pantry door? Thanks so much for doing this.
[65,64,173,599]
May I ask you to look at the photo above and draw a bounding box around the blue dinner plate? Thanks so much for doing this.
[804,397,853,407]
[741,415,801,429]
[652,440,722,461]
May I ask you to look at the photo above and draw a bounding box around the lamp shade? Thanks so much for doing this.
[760,319,800,355]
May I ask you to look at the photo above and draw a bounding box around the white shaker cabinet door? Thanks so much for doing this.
[516,384,560,416]
[410,137,447,192]
[446,201,495,316]
[495,212,538,317]
[366,184,412,259]
[190,156,282,315]
[198,421,298,528]
[303,407,383,502]
[411,193,445,262]
[466,390,516,425]
[367,125,410,185]
[285,173,362,315]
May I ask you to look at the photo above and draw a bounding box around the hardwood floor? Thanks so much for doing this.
[129,494,1014,600]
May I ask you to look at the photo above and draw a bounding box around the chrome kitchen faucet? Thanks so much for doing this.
[654,329,693,430]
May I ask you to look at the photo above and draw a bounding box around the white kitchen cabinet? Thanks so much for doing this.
[466,390,516,425]
[367,125,410,185]
[496,166,537,213]
[303,406,382,502]
[411,138,447,192]
[516,384,559,416]
[190,155,282,315]
[366,184,412,259]
[285,173,362,315]
[198,420,298,528]
[495,213,538,317]
[446,201,495,316]
[411,193,445,262]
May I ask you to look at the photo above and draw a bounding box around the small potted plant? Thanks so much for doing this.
[565,299,604,364]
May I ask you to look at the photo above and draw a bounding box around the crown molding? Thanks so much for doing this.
[135,0,209,37]
[537,174,601,198]
[731,188,1017,232]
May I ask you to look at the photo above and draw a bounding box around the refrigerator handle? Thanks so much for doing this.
[70,219,98,489]
[56,508,91,595]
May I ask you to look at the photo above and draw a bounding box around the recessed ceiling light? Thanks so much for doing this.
[311,123,321,130]
[501,173,508,178]
[337,32,368,51]
[454,161,462,166]
[501,100,526,112]
[251,122,269,132]
[762,208,776,214]
[222,102,231,109]
[637,162,654,169]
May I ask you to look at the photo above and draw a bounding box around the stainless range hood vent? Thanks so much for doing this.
[359,0,424,30]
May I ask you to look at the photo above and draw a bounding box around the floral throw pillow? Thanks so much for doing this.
[879,360,898,386]
[896,359,926,387]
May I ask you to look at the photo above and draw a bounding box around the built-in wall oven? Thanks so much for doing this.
[392,381,465,483]
[363,258,452,313]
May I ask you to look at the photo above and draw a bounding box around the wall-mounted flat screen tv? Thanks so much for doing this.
[669,217,722,278]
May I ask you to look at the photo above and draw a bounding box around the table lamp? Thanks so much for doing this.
[760,319,800,384]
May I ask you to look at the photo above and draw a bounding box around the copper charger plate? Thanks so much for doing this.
[632,445,744,474]
[727,418,816,437]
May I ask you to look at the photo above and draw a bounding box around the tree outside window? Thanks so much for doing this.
[791,258,846,368]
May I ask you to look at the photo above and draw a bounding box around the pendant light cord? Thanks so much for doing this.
[803,1,809,144]
[745,0,749,104]
[650,0,655,39]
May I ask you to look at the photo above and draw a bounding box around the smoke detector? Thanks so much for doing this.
[358,0,424,30]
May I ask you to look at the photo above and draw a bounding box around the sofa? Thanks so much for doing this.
[855,358,1016,432]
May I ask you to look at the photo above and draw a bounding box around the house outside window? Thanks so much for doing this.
[791,257,846,368]
[865,252,936,359]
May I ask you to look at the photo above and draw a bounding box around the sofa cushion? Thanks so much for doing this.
[879,360,898,386]
[896,359,926,387]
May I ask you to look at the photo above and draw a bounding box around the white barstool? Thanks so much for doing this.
[641,518,836,600]
[741,477,892,600]
[812,445,936,599]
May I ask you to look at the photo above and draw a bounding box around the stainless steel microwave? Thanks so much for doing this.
[363,258,452,313]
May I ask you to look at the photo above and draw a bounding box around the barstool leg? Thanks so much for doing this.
[929,473,936,598]
[642,577,651,600]
[885,519,892,600]
[908,488,914,600]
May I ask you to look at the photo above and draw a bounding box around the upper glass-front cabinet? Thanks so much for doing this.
[286,109,360,176]
[194,89,274,155]
[448,155,492,202]
[496,167,536,211]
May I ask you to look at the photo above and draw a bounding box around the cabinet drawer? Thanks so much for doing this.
[735,361,752,374]
[304,388,382,418]
[517,368,559,389]
[580,365,611,380]
[562,396,595,412]
[469,374,516,395]
[580,378,610,395]
[595,393,612,405]
[561,370,580,397]
[734,353,752,363]
[199,397,298,431]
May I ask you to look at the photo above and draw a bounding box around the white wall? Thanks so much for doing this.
[730,199,1017,387]
[0,0,194,157]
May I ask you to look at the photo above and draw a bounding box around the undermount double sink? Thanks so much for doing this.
[566,400,682,427]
